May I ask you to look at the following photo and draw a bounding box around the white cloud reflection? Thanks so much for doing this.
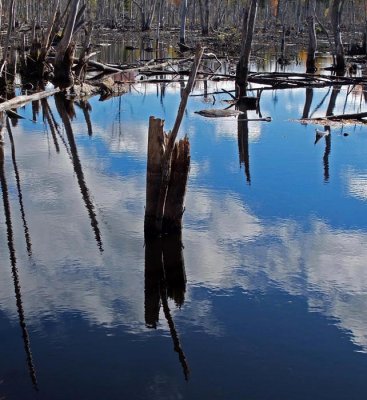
[345,168,367,201]
[0,91,367,357]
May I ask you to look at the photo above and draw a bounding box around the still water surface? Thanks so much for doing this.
[1,71,367,399]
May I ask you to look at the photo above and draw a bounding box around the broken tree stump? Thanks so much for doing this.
[144,44,204,237]
[144,118,191,236]
[144,117,167,236]
[163,137,190,234]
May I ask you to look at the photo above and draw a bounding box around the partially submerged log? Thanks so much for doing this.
[302,111,367,123]
[0,89,60,112]
[0,78,124,113]
[195,109,243,118]
[195,108,271,121]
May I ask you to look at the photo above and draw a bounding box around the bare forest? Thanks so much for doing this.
[0,0,366,93]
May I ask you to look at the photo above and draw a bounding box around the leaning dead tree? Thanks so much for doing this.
[144,45,204,237]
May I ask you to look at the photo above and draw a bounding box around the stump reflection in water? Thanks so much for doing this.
[144,234,189,380]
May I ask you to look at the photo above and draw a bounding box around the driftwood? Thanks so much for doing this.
[89,57,194,83]
[195,108,272,121]
[195,109,243,117]
[302,111,367,122]
[0,79,123,113]
[0,89,60,112]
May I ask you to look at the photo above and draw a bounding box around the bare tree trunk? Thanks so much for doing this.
[0,1,3,33]
[179,0,188,45]
[54,0,81,87]
[306,0,317,72]
[2,0,16,68]
[198,0,209,35]
[236,0,258,98]
[331,0,346,70]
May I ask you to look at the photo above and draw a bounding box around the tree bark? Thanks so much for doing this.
[54,0,81,87]
[145,45,203,237]
[236,0,258,98]
[306,0,317,72]
[179,0,188,45]
[198,0,209,35]
[331,0,346,70]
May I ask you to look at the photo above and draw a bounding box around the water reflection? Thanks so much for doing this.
[6,117,32,256]
[41,98,61,153]
[323,132,331,182]
[76,100,93,137]
[0,114,38,391]
[345,169,367,201]
[302,87,313,119]
[145,235,189,380]
[54,93,103,252]
[0,78,367,398]
[237,105,251,184]
[326,85,342,116]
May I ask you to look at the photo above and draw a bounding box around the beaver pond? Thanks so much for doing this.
[1,51,367,399]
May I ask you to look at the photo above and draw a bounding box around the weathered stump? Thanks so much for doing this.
[163,138,190,234]
[144,117,190,237]
[144,116,167,237]
[53,43,76,89]
[145,45,203,237]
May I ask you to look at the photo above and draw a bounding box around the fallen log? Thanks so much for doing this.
[325,111,367,120]
[195,109,243,117]
[0,89,60,112]
[302,111,367,122]
[195,109,271,120]
[93,57,194,82]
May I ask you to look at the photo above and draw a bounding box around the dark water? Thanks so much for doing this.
[1,67,367,399]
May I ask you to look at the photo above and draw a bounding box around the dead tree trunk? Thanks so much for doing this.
[306,0,317,73]
[24,3,60,80]
[236,0,258,99]
[162,138,190,233]
[0,0,16,90]
[144,45,204,237]
[198,0,209,35]
[179,0,188,45]
[54,0,84,88]
[331,0,346,71]
[144,120,191,236]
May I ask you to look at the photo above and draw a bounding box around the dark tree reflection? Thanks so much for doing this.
[237,103,251,184]
[0,114,38,391]
[302,88,314,119]
[55,93,103,252]
[6,117,32,256]
[323,130,331,183]
[144,235,189,380]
